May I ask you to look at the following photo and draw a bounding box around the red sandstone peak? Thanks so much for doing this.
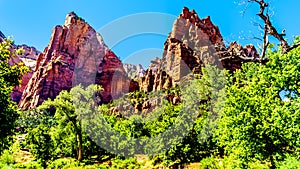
[171,7,224,46]
[140,7,260,93]
[18,12,130,110]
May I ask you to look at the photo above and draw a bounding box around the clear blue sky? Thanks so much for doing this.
[0,0,299,67]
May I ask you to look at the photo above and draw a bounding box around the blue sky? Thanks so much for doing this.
[0,0,299,67]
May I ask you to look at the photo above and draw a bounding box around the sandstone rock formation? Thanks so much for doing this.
[18,12,130,110]
[140,7,260,93]
[140,7,224,92]
[219,41,261,72]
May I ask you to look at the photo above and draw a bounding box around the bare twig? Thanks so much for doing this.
[261,24,269,58]
[252,21,264,31]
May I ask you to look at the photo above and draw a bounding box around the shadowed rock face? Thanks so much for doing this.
[220,41,260,72]
[18,12,130,110]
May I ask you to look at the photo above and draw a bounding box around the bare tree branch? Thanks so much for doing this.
[287,43,300,52]
[249,0,299,54]
[217,50,268,62]
[239,33,263,42]
[220,54,268,62]
[261,24,269,58]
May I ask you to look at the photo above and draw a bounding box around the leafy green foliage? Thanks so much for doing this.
[0,39,28,153]
[199,156,222,169]
[17,109,56,129]
[26,124,54,168]
[48,158,81,169]
[214,46,300,168]
[0,141,21,168]
[14,161,43,169]
[14,37,300,168]
[24,85,110,167]
[111,157,141,169]
[84,65,226,167]
[276,155,300,169]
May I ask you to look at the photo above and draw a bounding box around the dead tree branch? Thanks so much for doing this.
[261,24,269,59]
[249,0,300,54]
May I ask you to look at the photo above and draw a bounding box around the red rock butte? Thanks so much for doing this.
[18,12,130,110]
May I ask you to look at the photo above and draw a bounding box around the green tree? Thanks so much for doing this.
[150,65,226,167]
[214,44,300,168]
[38,84,104,162]
[0,39,28,153]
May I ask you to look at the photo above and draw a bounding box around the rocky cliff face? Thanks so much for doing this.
[18,12,130,110]
[105,7,261,116]
[219,41,260,72]
[140,7,224,92]
[140,7,260,93]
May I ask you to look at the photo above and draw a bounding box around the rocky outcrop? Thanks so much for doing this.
[16,45,39,69]
[14,8,260,111]
[123,63,145,80]
[18,12,130,110]
[140,7,260,93]
[91,7,261,116]
[219,41,260,72]
[140,7,224,92]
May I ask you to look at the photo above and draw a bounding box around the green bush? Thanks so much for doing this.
[48,158,81,169]
[14,161,43,169]
[199,156,221,169]
[0,149,15,166]
[248,160,270,169]
[111,157,141,169]
[0,141,20,168]
[277,155,300,169]
[25,124,54,168]
[0,39,29,153]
